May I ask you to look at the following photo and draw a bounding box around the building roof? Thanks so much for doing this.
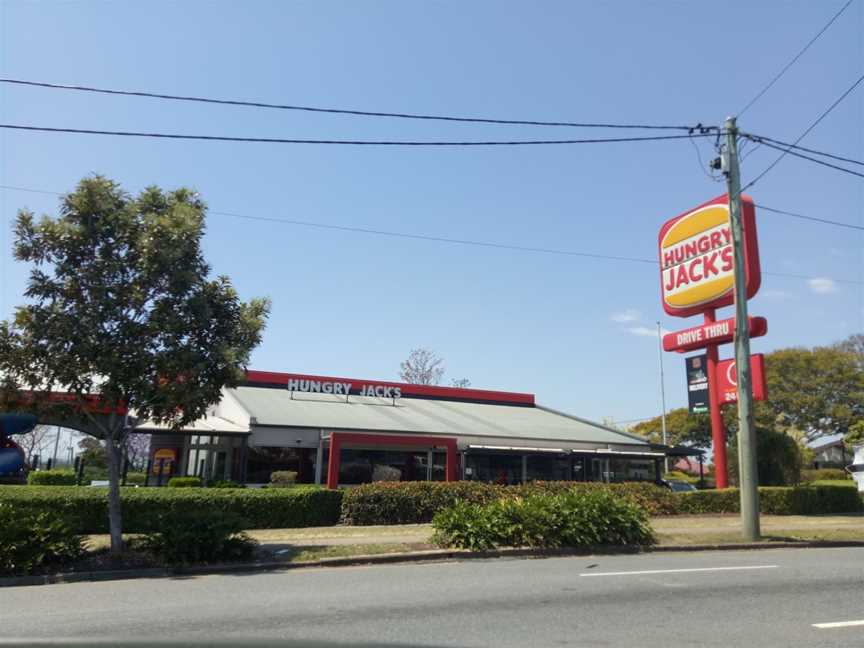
[136,415,249,435]
[807,433,845,451]
[229,386,650,447]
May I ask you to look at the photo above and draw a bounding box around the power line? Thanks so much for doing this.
[753,140,864,180]
[756,203,864,231]
[0,78,695,131]
[741,71,864,191]
[2,183,862,286]
[738,0,855,117]
[743,132,864,167]
[0,124,717,147]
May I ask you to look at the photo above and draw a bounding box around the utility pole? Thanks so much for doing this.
[723,116,760,541]
[656,320,669,472]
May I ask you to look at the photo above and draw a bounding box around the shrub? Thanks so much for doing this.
[801,468,850,482]
[341,481,678,525]
[0,485,344,533]
[269,471,298,487]
[140,509,257,565]
[515,482,680,517]
[675,485,862,515]
[0,503,83,575]
[124,472,147,486]
[341,481,504,525]
[167,476,203,488]
[209,480,246,489]
[663,470,700,484]
[26,470,77,486]
[432,490,655,551]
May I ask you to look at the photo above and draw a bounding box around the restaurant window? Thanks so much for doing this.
[525,455,570,481]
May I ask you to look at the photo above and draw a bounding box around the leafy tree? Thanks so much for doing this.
[399,348,445,385]
[630,408,714,448]
[756,346,864,441]
[450,378,471,388]
[0,177,269,554]
[728,426,803,486]
[844,420,864,449]
[77,437,108,470]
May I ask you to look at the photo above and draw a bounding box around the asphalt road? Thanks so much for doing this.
[3,548,864,647]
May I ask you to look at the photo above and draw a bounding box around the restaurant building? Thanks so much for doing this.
[139,371,669,487]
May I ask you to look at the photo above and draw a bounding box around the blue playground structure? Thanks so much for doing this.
[0,413,37,479]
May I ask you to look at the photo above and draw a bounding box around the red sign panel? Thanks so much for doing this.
[243,371,535,406]
[663,316,768,353]
[716,354,767,404]
[658,194,761,317]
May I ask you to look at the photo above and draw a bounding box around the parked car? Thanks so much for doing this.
[661,479,698,493]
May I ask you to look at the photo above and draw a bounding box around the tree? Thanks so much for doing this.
[399,348,445,385]
[0,177,269,554]
[11,424,52,465]
[78,437,109,470]
[728,426,803,486]
[630,408,714,448]
[450,378,471,388]
[844,420,864,449]
[756,346,864,441]
[125,433,150,470]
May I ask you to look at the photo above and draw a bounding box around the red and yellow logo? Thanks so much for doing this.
[658,195,760,317]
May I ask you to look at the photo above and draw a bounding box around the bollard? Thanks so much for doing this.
[45,458,52,471]
[75,458,86,485]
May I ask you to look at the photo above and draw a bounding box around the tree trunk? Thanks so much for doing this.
[105,429,125,555]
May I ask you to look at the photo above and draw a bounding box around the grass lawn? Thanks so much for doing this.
[79,513,863,567]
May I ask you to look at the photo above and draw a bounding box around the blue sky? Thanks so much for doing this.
[0,0,862,427]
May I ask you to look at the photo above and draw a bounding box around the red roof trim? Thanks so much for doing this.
[243,370,535,406]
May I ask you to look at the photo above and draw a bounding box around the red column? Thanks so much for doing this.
[326,433,342,490]
[445,440,458,482]
[704,309,728,489]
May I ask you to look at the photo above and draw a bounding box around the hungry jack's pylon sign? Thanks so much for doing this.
[659,195,761,316]
[658,194,767,489]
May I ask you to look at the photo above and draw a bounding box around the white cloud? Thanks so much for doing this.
[807,277,838,294]
[626,325,669,338]
[611,309,641,323]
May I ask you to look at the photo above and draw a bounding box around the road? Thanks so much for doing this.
[2,548,864,647]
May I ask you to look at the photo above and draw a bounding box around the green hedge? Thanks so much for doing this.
[432,489,655,551]
[342,481,860,525]
[0,486,344,533]
[167,476,202,488]
[801,468,850,482]
[340,481,679,525]
[26,470,77,486]
[675,485,862,515]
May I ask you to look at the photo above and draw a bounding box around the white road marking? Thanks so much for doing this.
[579,565,779,577]
[813,620,864,629]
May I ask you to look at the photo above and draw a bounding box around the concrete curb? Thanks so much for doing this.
[3,540,864,588]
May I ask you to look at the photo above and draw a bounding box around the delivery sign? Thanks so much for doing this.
[659,194,761,317]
